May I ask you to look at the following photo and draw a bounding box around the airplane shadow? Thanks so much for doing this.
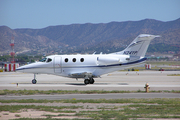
[16,83,128,86]
[66,83,110,86]
[66,83,129,86]
[118,83,129,85]
[65,83,87,86]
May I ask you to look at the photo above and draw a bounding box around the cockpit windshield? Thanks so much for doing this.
[39,57,52,63]
[39,58,47,62]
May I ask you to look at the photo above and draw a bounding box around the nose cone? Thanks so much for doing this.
[15,62,45,73]
[16,66,25,72]
[15,63,35,73]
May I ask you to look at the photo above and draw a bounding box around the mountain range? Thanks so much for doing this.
[0,18,180,55]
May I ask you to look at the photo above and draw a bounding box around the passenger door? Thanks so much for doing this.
[54,56,62,73]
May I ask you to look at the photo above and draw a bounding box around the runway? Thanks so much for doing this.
[0,71,180,100]
[0,71,180,91]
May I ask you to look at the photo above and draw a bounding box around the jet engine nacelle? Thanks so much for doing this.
[97,55,129,65]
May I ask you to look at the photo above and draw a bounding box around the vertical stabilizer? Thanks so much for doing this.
[112,34,160,57]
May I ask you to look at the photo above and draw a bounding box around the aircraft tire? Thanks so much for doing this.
[89,78,95,84]
[84,79,89,85]
[32,79,37,84]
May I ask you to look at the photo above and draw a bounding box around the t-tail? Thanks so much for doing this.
[112,34,160,58]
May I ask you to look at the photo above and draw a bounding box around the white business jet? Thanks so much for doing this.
[16,34,160,84]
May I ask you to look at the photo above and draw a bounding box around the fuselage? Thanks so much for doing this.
[16,54,146,78]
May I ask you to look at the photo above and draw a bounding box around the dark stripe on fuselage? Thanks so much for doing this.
[98,57,147,67]
[122,57,147,65]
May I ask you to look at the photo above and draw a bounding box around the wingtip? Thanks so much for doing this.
[155,35,161,37]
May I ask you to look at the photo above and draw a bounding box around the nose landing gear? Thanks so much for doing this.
[32,79,37,84]
[32,74,37,84]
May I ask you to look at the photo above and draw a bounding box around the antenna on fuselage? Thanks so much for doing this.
[93,51,96,55]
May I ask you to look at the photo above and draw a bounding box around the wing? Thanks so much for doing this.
[68,72,94,79]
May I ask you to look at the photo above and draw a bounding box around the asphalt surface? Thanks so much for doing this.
[0,71,180,91]
[0,71,180,100]
[1,93,180,100]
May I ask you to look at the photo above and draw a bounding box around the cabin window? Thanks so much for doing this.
[126,58,130,60]
[65,58,68,62]
[80,58,84,62]
[47,58,52,62]
[72,58,76,62]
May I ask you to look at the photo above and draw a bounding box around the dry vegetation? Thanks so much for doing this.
[0,98,180,120]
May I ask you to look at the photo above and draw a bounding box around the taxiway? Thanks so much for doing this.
[0,71,180,91]
[1,93,180,100]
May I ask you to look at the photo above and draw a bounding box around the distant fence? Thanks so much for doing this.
[145,64,151,69]
[4,63,19,72]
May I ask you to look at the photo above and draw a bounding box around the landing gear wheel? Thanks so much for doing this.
[32,79,37,84]
[89,78,95,84]
[84,79,89,85]
[32,74,37,84]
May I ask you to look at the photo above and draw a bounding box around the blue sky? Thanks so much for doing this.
[0,0,180,29]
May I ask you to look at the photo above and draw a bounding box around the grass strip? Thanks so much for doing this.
[0,105,80,113]
[167,74,180,76]
[1,98,180,120]
[10,118,92,120]
[0,89,180,95]
[1,104,179,120]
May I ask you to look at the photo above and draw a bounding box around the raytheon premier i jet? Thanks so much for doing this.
[16,34,160,84]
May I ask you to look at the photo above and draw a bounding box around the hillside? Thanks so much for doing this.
[0,18,180,55]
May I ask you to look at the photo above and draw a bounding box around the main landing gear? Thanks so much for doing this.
[32,74,37,84]
[84,78,95,85]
